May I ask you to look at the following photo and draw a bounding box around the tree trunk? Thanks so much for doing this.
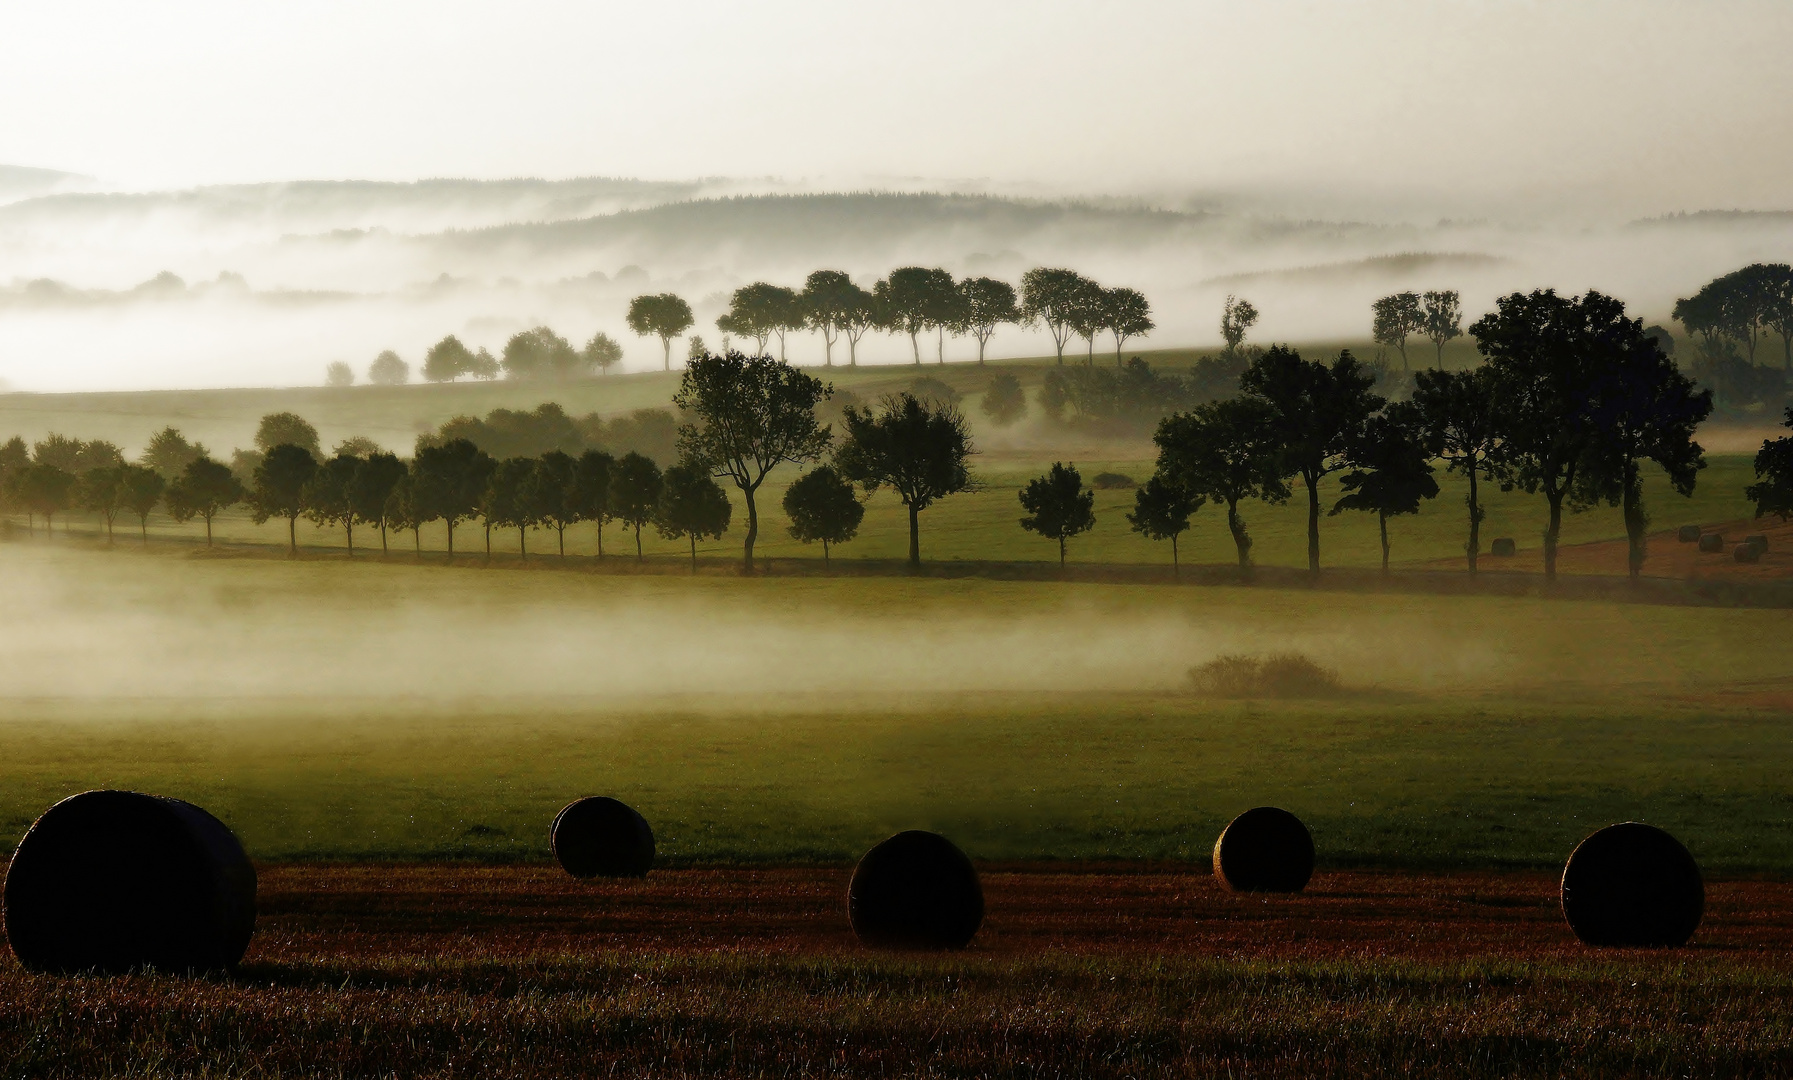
[1305,473,1321,573]
[1171,533,1179,578]
[484,522,491,557]
[1623,461,1646,581]
[742,485,759,574]
[345,521,353,554]
[287,515,296,554]
[1058,534,1066,567]
[907,503,921,568]
[1465,460,1481,573]
[689,534,697,572]
[1543,490,1564,582]
[106,516,114,543]
[446,519,455,558]
[1226,499,1251,569]
[936,326,944,364]
[1397,341,1408,371]
[140,516,148,544]
[909,331,920,364]
[1379,511,1390,574]
[634,522,643,560]
[597,520,605,559]
[204,513,213,546]
[978,336,987,364]
[661,336,672,371]
[848,335,858,367]
[413,526,421,554]
[558,525,565,557]
[519,527,526,558]
[380,523,388,554]
[822,538,830,567]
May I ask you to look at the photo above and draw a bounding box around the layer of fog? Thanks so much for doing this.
[0,178,1790,390]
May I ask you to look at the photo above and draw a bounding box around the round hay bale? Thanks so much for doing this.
[1560,822,1702,947]
[848,830,983,949]
[1677,525,1701,543]
[1746,534,1769,551]
[1212,807,1315,893]
[1490,537,1517,557]
[1698,532,1725,552]
[550,797,655,878]
[3,790,256,974]
[1735,543,1762,564]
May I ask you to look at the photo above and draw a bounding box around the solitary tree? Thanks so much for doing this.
[1331,404,1440,573]
[1421,290,1463,365]
[835,392,976,568]
[980,372,1028,428]
[627,293,695,370]
[584,331,624,375]
[302,453,361,552]
[572,450,615,557]
[348,451,408,553]
[1239,346,1383,573]
[252,444,319,554]
[368,350,409,385]
[423,336,477,382]
[325,361,355,387]
[118,464,165,543]
[1219,295,1259,356]
[1127,473,1202,576]
[141,426,208,479]
[1411,366,1501,571]
[164,457,243,545]
[782,464,864,566]
[1021,268,1097,365]
[655,461,732,571]
[1371,292,1425,370]
[954,277,1020,364]
[412,438,494,557]
[1101,287,1154,365]
[609,452,663,560]
[1018,462,1096,566]
[1152,397,1287,569]
[255,413,322,458]
[673,351,832,573]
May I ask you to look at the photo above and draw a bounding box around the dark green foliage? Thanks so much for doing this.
[32,434,122,474]
[1420,290,1463,364]
[141,427,207,479]
[572,450,614,557]
[382,474,423,553]
[1018,462,1096,565]
[530,451,578,556]
[979,372,1027,427]
[348,452,407,553]
[626,293,695,371]
[835,392,976,568]
[1747,409,1793,521]
[800,270,873,367]
[164,457,243,545]
[1331,403,1440,572]
[77,466,126,541]
[1100,287,1153,365]
[412,438,494,557]
[423,335,479,383]
[251,444,319,553]
[875,267,957,364]
[15,464,76,533]
[425,403,676,466]
[1040,358,1189,432]
[1092,472,1135,490]
[485,458,541,556]
[1674,263,1793,412]
[1240,346,1384,572]
[253,413,321,458]
[1372,292,1424,370]
[673,351,831,572]
[906,376,960,407]
[1152,397,1287,569]
[1411,366,1500,571]
[608,452,663,560]
[1127,474,1203,574]
[117,464,165,543]
[954,276,1020,364]
[501,326,585,380]
[782,465,864,565]
[302,454,361,551]
[1021,267,1098,365]
[717,282,801,359]
[583,332,623,375]
[656,462,733,570]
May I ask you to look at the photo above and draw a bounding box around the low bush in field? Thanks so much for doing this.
[1188,653,1342,698]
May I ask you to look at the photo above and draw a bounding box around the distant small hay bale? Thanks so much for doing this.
[3,790,257,974]
[1746,534,1769,551]
[1490,537,1517,557]
[1734,543,1763,564]
[1212,807,1315,893]
[1677,525,1701,543]
[1092,471,1137,490]
[1188,653,1342,699]
[1560,822,1702,947]
[551,797,655,878]
[1698,533,1725,553]
[848,830,983,950]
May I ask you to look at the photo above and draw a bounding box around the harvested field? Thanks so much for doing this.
[1423,516,1793,581]
[4,865,1793,1077]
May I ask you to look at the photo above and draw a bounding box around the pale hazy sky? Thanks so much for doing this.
[4,0,1792,214]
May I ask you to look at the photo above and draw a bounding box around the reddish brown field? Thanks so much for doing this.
[1423,517,1793,581]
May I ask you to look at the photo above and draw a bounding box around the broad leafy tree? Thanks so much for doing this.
[1239,346,1383,573]
[530,450,579,556]
[837,280,877,367]
[718,282,801,358]
[1330,404,1439,573]
[800,271,860,367]
[326,361,355,387]
[876,267,956,365]
[255,412,321,458]
[141,426,208,478]
[835,392,976,568]
[251,444,319,553]
[502,326,583,380]
[117,464,165,543]
[1411,366,1501,571]
[383,474,424,554]
[1152,397,1287,569]
[608,451,663,560]
[1021,268,1097,365]
[1421,290,1463,365]
[165,457,243,546]
[1068,284,1105,366]
[1371,292,1424,370]
[573,450,615,557]
[1220,295,1259,356]
[1127,473,1202,576]
[627,293,695,371]
[1018,461,1096,566]
[368,350,409,385]
[673,351,832,572]
[412,438,494,557]
[782,464,863,565]
[656,461,733,571]
[1101,287,1153,366]
[486,457,541,556]
[1747,408,1793,520]
[954,277,1019,364]
[77,467,125,541]
[424,335,477,382]
[980,372,1027,428]
[302,453,361,552]
[348,451,408,553]
[584,332,624,375]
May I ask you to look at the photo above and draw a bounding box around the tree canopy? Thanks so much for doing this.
[1018,462,1095,565]
[1127,473,1202,575]
[627,293,695,371]
[835,392,976,568]
[782,465,863,565]
[655,461,733,570]
[1152,397,1287,569]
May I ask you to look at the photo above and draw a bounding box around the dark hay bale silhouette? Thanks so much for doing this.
[1188,653,1342,699]
[1092,471,1136,490]
[1490,537,1517,557]
[1561,822,1702,947]
[1212,807,1315,893]
[1735,543,1763,563]
[848,830,983,949]
[550,797,655,878]
[3,790,256,974]
[1677,524,1701,543]
[1747,534,1769,551]
[1698,532,1725,552]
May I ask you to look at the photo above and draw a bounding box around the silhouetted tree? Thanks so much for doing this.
[1761,264,1793,370]
[656,461,732,571]
[1411,366,1501,571]
[627,293,695,371]
[326,361,355,387]
[1068,282,1105,366]
[782,464,864,565]
[1018,462,1095,566]
[1153,397,1287,569]
[1021,268,1096,365]
[164,457,242,545]
[16,464,76,535]
[424,335,477,382]
[470,347,501,380]
[1372,292,1424,370]
[383,474,423,554]
[1240,346,1383,573]
[673,351,832,572]
[980,372,1028,428]
[718,283,799,358]
[368,350,409,385]
[303,453,361,552]
[349,451,407,553]
[876,267,956,364]
[118,464,165,543]
[140,427,207,480]
[1421,290,1463,364]
[530,450,578,556]
[77,467,125,541]
[837,279,877,367]
[252,444,319,553]
[801,271,859,367]
[1220,295,1259,356]
[954,277,1020,365]
[486,457,541,556]
[584,332,624,375]
[1128,473,1202,576]
[835,392,976,568]
[1747,408,1793,520]
[255,412,321,458]
[609,451,663,560]
[1331,403,1439,573]
[1101,287,1153,365]
[412,438,493,557]
[502,326,583,380]
[572,450,615,557]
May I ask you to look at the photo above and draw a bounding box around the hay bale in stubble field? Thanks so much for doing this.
[550,797,655,878]
[1698,533,1725,552]
[3,790,256,974]
[848,830,984,949]
[1212,807,1315,893]
[1735,543,1763,563]
[1677,525,1701,543]
[1490,537,1517,557]
[1560,822,1702,947]
[1746,534,1769,551]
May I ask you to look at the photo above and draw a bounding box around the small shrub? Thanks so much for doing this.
[1092,471,1136,490]
[1188,653,1342,698]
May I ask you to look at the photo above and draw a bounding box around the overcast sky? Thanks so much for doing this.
[3,0,1791,215]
